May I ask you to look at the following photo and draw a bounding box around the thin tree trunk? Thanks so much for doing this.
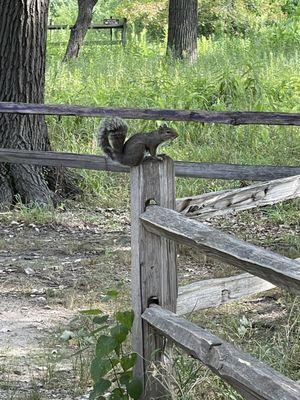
[63,0,98,61]
[167,0,198,63]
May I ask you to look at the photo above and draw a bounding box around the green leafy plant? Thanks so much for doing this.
[89,308,142,400]
[61,290,143,400]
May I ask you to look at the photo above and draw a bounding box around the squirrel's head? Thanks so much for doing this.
[158,124,178,140]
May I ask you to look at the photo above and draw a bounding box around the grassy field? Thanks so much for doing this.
[45,32,300,205]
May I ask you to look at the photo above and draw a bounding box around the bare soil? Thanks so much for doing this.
[0,203,299,399]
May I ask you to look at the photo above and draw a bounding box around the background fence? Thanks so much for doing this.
[48,18,127,46]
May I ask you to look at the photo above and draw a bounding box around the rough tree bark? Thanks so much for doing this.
[0,0,80,207]
[63,0,98,61]
[0,0,52,206]
[167,0,198,62]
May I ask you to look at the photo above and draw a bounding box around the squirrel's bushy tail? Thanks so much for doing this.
[98,117,128,161]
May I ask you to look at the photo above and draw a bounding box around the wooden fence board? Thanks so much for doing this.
[141,206,300,294]
[0,148,129,172]
[1,148,300,181]
[142,305,300,400]
[178,258,300,327]
[48,23,125,29]
[174,161,300,180]
[177,175,300,218]
[0,101,300,125]
[177,273,275,315]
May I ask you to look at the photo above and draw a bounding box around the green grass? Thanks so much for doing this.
[262,199,300,225]
[45,33,300,206]
[182,292,300,399]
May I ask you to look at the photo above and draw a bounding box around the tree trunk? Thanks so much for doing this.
[0,0,53,207]
[63,0,98,61]
[167,0,198,63]
[0,0,81,208]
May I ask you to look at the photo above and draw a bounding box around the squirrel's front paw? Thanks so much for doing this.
[156,153,167,161]
[144,154,167,163]
[144,155,161,162]
[144,155,156,161]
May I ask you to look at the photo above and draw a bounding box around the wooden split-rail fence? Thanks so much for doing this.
[48,18,127,47]
[0,101,300,399]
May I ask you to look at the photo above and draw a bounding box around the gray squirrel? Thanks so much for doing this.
[98,117,178,166]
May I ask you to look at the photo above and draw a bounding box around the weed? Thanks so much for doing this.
[13,201,58,224]
[0,237,6,250]
[24,386,42,400]
[60,289,142,399]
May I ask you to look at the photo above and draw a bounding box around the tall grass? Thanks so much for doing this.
[45,32,300,205]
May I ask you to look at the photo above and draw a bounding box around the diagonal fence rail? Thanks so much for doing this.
[142,305,300,400]
[130,157,300,400]
[140,205,300,295]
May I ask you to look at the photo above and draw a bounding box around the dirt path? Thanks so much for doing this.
[0,203,299,399]
[0,207,133,399]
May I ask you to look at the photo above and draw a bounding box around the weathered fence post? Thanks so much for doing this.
[131,156,177,399]
[121,18,127,47]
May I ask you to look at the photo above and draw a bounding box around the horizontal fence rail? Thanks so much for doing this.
[143,305,300,400]
[48,23,125,30]
[177,258,300,314]
[140,206,300,294]
[177,272,275,314]
[0,101,300,125]
[1,148,300,181]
